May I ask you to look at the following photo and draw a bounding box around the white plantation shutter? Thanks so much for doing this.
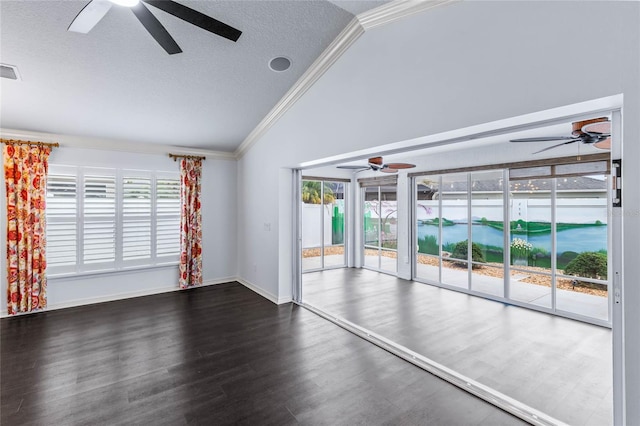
[83,171,116,268]
[44,165,180,276]
[122,175,152,261]
[156,175,180,259]
[46,169,78,273]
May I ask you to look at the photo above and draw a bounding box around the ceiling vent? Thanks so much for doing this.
[1,64,20,80]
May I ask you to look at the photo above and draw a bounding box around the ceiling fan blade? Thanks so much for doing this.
[582,121,611,135]
[510,136,577,143]
[386,163,416,170]
[380,168,398,174]
[131,2,182,54]
[532,140,580,154]
[368,156,383,166]
[68,0,113,33]
[143,0,242,42]
[337,165,369,170]
[594,137,611,150]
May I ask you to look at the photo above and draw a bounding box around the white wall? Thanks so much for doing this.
[236,1,639,422]
[1,145,238,313]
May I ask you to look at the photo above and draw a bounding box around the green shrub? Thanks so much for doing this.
[442,242,457,253]
[526,247,551,268]
[556,251,578,269]
[418,235,439,255]
[450,240,485,268]
[564,252,607,279]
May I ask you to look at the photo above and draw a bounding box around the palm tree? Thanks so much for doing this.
[302,181,335,204]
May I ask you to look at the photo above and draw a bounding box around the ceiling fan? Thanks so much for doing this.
[510,117,611,154]
[68,0,242,55]
[337,156,416,174]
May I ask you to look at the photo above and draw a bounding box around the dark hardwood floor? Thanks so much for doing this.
[2,282,525,425]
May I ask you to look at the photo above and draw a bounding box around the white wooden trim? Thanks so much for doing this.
[0,276,291,317]
[0,277,235,318]
[235,0,459,159]
[2,2,458,161]
[0,127,236,160]
[235,18,364,158]
[358,0,457,30]
[236,277,291,305]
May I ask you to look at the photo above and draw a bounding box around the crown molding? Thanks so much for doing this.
[0,128,237,160]
[235,17,364,158]
[358,0,457,30]
[235,0,458,159]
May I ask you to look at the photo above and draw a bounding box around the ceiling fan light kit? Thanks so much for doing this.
[68,0,242,55]
[510,117,611,154]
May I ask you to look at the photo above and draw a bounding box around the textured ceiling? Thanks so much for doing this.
[0,0,386,152]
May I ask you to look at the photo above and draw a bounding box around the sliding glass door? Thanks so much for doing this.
[301,179,346,272]
[508,177,553,309]
[363,184,397,274]
[554,172,609,321]
[413,158,611,325]
[470,170,505,298]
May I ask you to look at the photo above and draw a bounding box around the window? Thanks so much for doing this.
[46,166,181,275]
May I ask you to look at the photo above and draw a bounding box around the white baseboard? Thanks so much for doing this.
[235,278,291,305]
[0,277,235,318]
[1,276,292,317]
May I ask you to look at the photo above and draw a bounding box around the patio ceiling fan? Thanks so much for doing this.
[510,117,611,154]
[337,156,416,174]
[68,0,242,55]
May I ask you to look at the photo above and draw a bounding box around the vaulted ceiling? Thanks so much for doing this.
[0,0,387,152]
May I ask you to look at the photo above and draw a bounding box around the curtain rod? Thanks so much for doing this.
[1,138,59,148]
[168,153,206,161]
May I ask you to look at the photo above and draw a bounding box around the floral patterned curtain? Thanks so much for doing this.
[4,144,50,314]
[179,158,202,288]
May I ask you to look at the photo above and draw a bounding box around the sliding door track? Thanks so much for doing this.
[298,301,567,426]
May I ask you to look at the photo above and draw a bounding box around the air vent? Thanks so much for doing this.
[1,64,20,80]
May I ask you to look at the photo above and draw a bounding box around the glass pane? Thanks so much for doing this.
[379,185,398,252]
[380,249,397,273]
[509,178,552,309]
[442,259,468,289]
[416,176,440,281]
[510,271,552,309]
[416,255,440,283]
[441,173,468,289]
[555,175,608,320]
[510,166,551,179]
[471,265,505,298]
[555,161,607,176]
[301,180,322,271]
[364,248,379,269]
[363,187,380,248]
[324,182,346,268]
[470,170,505,297]
[363,185,397,273]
